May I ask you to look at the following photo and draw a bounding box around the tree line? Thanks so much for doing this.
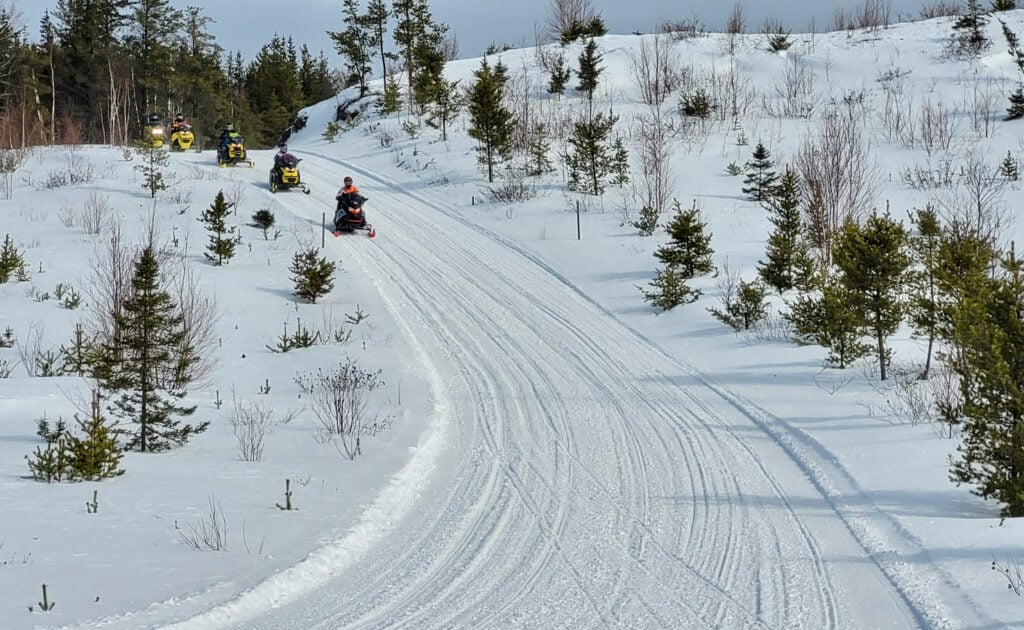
[0,0,338,150]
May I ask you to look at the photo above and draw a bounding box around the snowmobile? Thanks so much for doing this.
[144,114,165,148]
[269,156,309,194]
[217,134,253,168]
[169,123,195,151]
[333,193,376,238]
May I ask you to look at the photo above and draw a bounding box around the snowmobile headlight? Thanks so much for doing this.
[151,128,164,136]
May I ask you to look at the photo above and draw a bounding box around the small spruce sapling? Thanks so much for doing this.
[289,247,336,303]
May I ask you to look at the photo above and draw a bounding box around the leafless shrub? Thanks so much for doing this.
[830,7,855,32]
[993,556,1024,596]
[796,105,880,264]
[296,358,385,460]
[83,219,135,372]
[935,149,1009,244]
[37,155,95,190]
[740,310,794,344]
[876,71,916,147]
[0,148,28,199]
[724,2,746,35]
[80,191,110,235]
[229,392,273,462]
[0,358,13,378]
[962,76,1000,139]
[767,53,817,119]
[659,15,706,40]
[544,0,595,41]
[919,0,961,19]
[176,496,228,551]
[899,155,957,189]
[709,59,757,123]
[877,361,937,425]
[186,164,217,181]
[484,176,538,203]
[15,322,45,377]
[919,97,959,156]
[58,203,75,228]
[630,34,683,107]
[161,249,220,389]
[224,180,246,213]
[632,106,676,214]
[854,0,891,31]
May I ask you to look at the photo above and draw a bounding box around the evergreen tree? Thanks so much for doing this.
[952,0,991,56]
[786,274,870,369]
[105,245,206,452]
[60,323,95,377]
[1000,150,1019,180]
[992,0,1016,11]
[467,57,514,182]
[655,199,715,279]
[69,390,124,481]
[949,244,1024,516]
[742,142,779,202]
[289,247,336,303]
[133,141,169,197]
[244,36,303,145]
[377,71,404,116]
[125,0,182,129]
[26,416,75,482]
[168,7,227,149]
[906,206,943,379]
[410,22,448,110]
[758,168,815,293]
[576,38,603,100]
[565,109,617,195]
[640,265,697,310]
[363,0,392,79]
[609,137,630,187]
[547,52,570,95]
[0,233,26,283]
[425,78,463,141]
[709,278,769,330]
[298,46,337,107]
[526,122,554,176]
[329,0,374,93]
[1007,86,1024,120]
[833,213,910,381]
[199,190,241,265]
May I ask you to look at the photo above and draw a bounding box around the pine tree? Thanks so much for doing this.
[199,190,241,265]
[787,275,870,369]
[133,141,169,197]
[425,78,463,141]
[363,0,392,79]
[758,168,815,293]
[742,142,779,202]
[656,199,715,279]
[1000,151,1019,180]
[609,137,630,187]
[1007,86,1024,119]
[125,0,181,129]
[906,206,943,379]
[992,0,1016,11]
[576,38,603,100]
[526,122,554,176]
[467,57,515,182]
[26,416,75,482]
[640,265,697,310]
[0,233,25,283]
[60,323,95,377]
[69,390,124,481]
[377,71,404,116]
[410,22,449,110]
[709,278,769,330]
[952,0,991,56]
[565,109,617,195]
[105,246,206,452]
[329,0,375,93]
[289,247,336,303]
[833,213,910,381]
[949,244,1024,516]
[547,53,570,95]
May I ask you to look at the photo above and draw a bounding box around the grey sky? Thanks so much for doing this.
[13,0,926,66]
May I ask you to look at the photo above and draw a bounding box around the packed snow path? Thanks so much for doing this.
[165,155,974,630]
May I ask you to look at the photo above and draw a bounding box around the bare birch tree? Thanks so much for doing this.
[629,34,683,106]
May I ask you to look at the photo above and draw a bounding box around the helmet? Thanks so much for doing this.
[277,143,288,152]
[226,123,234,132]
[175,114,184,121]
[343,176,353,185]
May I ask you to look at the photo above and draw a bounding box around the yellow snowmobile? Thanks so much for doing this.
[217,132,253,168]
[144,114,165,148]
[269,155,309,194]
[169,123,195,151]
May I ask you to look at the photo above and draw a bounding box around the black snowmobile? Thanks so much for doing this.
[333,192,376,238]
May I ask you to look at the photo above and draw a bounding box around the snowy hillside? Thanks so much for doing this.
[2,11,1024,629]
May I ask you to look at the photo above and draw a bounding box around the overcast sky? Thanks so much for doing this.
[12,0,926,64]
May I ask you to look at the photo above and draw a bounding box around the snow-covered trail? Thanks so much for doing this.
[165,155,953,629]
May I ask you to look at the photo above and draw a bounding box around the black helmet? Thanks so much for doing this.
[175,113,184,121]
[226,123,234,132]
